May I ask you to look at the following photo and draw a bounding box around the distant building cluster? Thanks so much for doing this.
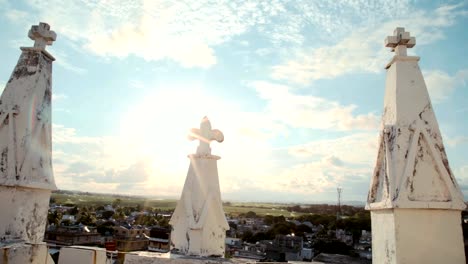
[44,200,374,262]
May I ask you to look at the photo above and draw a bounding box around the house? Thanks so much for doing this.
[148,227,170,253]
[61,214,76,224]
[336,229,353,245]
[44,225,101,246]
[114,225,149,252]
[265,234,304,262]
[225,237,242,246]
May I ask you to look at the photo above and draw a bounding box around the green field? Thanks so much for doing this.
[52,192,178,210]
[223,205,302,217]
[51,191,301,217]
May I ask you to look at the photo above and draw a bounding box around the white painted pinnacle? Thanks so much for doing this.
[28,22,57,50]
[170,117,229,257]
[385,27,415,56]
[0,22,56,245]
[189,116,224,155]
[367,27,466,264]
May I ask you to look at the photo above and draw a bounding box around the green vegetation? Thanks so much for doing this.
[224,205,301,217]
[51,190,310,217]
[51,190,177,210]
[50,190,375,256]
[49,191,370,227]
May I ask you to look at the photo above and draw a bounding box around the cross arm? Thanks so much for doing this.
[210,129,224,143]
[188,128,201,141]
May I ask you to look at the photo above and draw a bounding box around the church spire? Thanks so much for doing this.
[366,27,465,264]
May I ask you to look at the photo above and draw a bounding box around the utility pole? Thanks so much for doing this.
[337,187,342,220]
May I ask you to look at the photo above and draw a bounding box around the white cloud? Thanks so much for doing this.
[251,81,379,131]
[52,123,181,195]
[454,165,468,198]
[272,4,467,84]
[52,50,87,74]
[53,80,366,199]
[21,0,280,68]
[424,69,468,103]
[288,133,379,165]
[50,82,380,200]
[128,80,145,89]
[252,131,380,200]
[15,0,425,69]
[272,158,371,196]
[50,86,285,197]
[5,9,28,22]
[52,93,67,101]
[446,136,468,147]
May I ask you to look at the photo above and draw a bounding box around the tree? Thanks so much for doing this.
[264,215,274,225]
[264,215,286,225]
[48,211,62,226]
[313,240,351,255]
[245,211,257,218]
[249,231,273,242]
[242,230,253,241]
[102,210,115,220]
[268,222,296,236]
[228,222,238,230]
[69,206,79,215]
[273,215,286,224]
[112,198,122,208]
[156,217,170,228]
[97,222,115,236]
[61,219,72,226]
[78,211,96,226]
[296,224,312,237]
[114,210,126,221]
[135,215,157,226]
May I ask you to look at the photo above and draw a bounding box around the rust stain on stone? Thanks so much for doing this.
[369,136,384,202]
[11,52,40,80]
[418,103,431,122]
[0,147,7,174]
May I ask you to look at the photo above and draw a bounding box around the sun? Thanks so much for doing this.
[117,85,228,167]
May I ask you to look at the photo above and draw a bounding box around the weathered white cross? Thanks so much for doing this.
[385,27,415,56]
[28,22,57,50]
[189,116,224,155]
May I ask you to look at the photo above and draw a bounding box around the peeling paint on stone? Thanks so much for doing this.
[366,28,465,211]
[0,23,57,249]
[367,27,466,264]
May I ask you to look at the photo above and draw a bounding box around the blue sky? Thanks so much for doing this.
[0,0,467,203]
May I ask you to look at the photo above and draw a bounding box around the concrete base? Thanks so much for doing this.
[0,242,53,264]
[124,252,234,264]
[371,209,466,264]
[0,186,51,243]
[58,246,107,264]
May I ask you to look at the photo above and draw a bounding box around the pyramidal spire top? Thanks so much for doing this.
[366,27,466,264]
[367,27,465,210]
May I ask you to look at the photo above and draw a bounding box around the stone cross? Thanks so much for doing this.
[189,116,224,155]
[385,27,415,56]
[28,22,57,50]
